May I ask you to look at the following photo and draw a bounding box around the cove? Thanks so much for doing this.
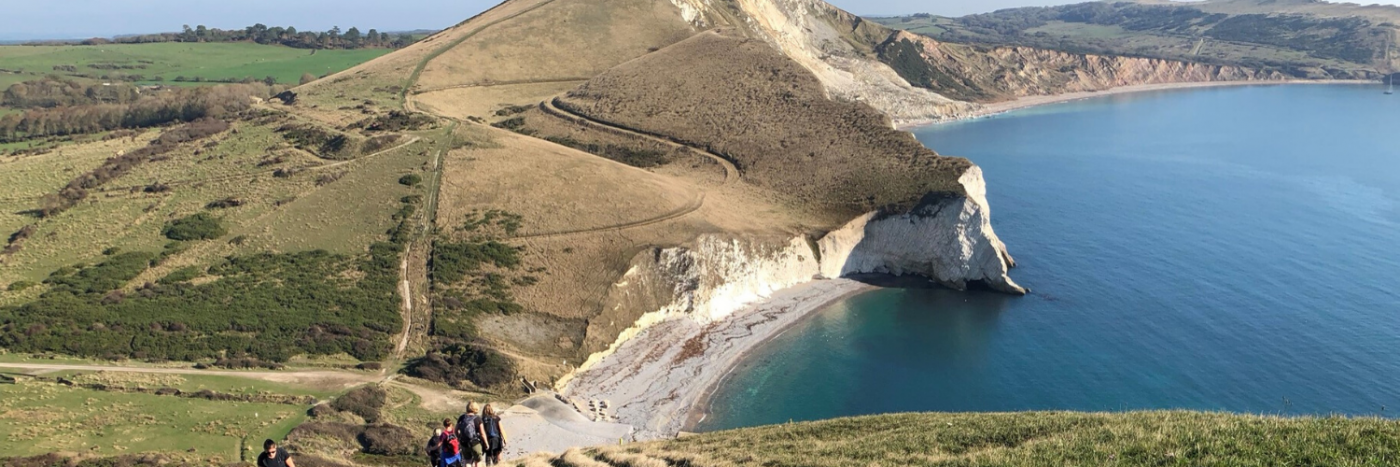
[697,84,1400,431]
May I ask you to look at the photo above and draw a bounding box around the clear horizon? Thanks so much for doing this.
[7,0,1399,42]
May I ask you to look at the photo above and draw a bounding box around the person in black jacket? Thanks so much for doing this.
[426,428,443,467]
[257,439,296,467]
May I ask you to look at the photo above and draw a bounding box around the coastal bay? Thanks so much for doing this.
[700,83,1400,430]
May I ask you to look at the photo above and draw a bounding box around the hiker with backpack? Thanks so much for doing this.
[482,404,508,466]
[438,419,464,467]
[456,402,491,467]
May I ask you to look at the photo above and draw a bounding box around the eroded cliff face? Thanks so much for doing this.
[886,31,1287,104]
[819,166,1023,294]
[662,0,1284,123]
[573,235,820,377]
[666,0,978,123]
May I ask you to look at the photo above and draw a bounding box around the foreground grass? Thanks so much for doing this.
[0,378,306,463]
[518,411,1400,467]
[0,42,390,90]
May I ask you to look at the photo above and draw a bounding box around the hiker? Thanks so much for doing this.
[456,402,491,467]
[482,403,508,466]
[257,439,296,467]
[426,428,444,467]
[439,419,463,467]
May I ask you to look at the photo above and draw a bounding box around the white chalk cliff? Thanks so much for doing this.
[820,166,1023,294]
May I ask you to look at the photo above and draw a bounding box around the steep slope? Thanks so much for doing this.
[555,32,970,218]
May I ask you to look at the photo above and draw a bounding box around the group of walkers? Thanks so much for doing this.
[252,402,508,467]
[427,402,508,467]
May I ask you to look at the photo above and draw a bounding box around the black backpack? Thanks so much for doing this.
[456,414,481,443]
[483,416,502,439]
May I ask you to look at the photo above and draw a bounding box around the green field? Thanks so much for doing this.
[0,42,390,90]
[518,411,1400,467]
[0,378,307,463]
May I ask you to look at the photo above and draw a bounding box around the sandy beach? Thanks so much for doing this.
[898,79,1375,129]
[558,278,873,440]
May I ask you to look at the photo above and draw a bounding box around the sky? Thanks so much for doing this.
[3,0,1400,41]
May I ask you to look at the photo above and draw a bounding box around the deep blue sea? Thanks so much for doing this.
[698,84,1400,431]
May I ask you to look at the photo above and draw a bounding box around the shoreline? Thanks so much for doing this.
[897,79,1375,129]
[559,278,874,440]
[678,281,868,433]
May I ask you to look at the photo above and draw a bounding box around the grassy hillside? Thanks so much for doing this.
[0,42,391,90]
[552,32,971,219]
[515,411,1400,467]
[0,102,444,363]
[0,374,309,463]
[872,0,1400,79]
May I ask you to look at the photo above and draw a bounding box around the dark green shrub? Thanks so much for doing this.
[158,266,204,284]
[6,281,36,292]
[332,385,388,423]
[357,424,416,455]
[431,240,521,285]
[397,174,422,186]
[404,343,517,389]
[162,213,226,241]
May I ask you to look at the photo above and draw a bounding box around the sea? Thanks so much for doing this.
[697,84,1400,431]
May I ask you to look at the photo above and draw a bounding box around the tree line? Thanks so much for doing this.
[71,23,418,50]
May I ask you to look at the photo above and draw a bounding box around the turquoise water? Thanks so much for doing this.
[698,84,1400,431]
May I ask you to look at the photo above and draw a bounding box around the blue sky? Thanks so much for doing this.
[3,0,1399,41]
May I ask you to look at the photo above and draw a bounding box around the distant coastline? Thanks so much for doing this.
[898,79,1376,130]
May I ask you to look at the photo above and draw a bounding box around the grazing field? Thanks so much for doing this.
[0,42,391,89]
[0,377,307,463]
[515,411,1400,467]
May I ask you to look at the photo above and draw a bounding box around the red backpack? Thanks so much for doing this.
[440,431,460,456]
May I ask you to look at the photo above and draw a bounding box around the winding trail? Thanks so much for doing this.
[394,124,454,362]
[415,77,592,94]
[509,194,703,241]
[540,98,739,187]
[401,0,564,107]
[0,362,379,386]
[396,253,413,357]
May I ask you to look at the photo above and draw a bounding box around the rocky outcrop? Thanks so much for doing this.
[819,166,1023,294]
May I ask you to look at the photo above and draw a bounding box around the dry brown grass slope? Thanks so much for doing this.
[556,31,971,221]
